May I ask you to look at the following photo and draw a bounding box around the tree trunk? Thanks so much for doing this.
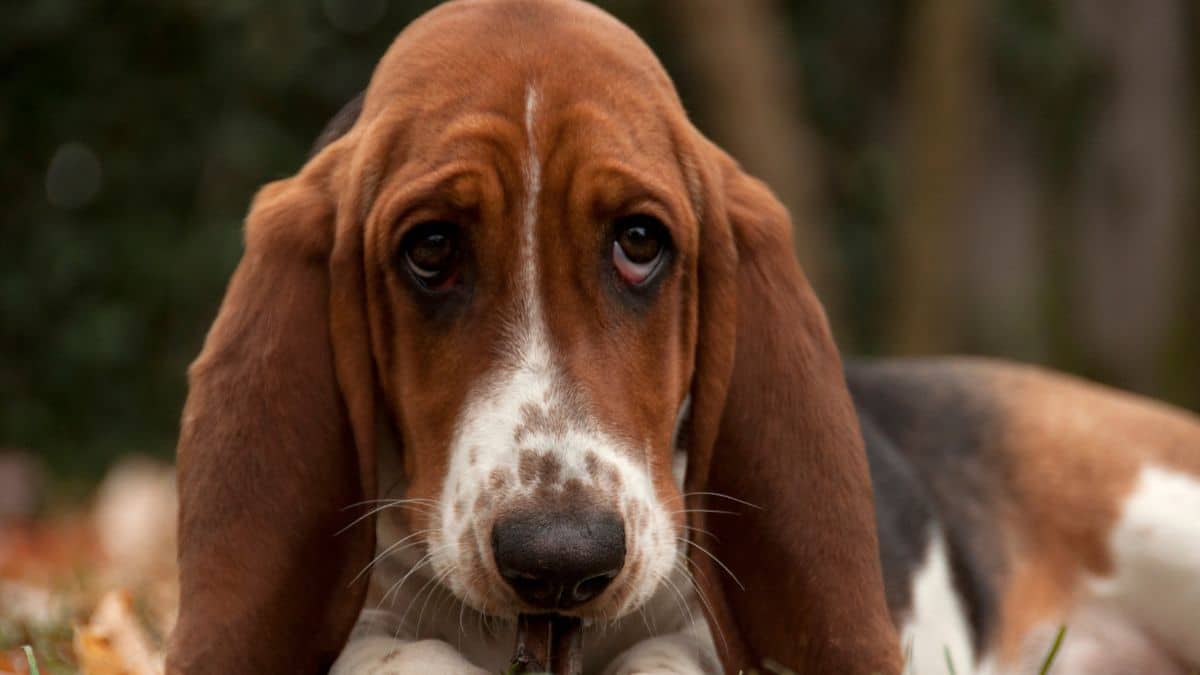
[1063,0,1188,395]
[889,0,982,354]
[960,98,1049,363]
[662,0,841,328]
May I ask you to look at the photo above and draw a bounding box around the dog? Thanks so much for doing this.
[167,1,1200,673]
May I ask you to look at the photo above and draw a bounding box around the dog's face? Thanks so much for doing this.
[172,3,899,672]
[356,1,701,620]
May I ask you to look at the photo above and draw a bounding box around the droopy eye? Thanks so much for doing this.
[613,215,669,285]
[401,221,459,290]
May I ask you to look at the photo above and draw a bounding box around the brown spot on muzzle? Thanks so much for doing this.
[518,449,566,495]
[519,449,539,485]
[514,402,569,445]
[537,453,562,486]
[585,450,623,493]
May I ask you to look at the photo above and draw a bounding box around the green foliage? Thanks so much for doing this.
[0,0,440,478]
[2,1,1195,481]
[0,0,682,481]
[1038,625,1067,675]
[23,645,41,675]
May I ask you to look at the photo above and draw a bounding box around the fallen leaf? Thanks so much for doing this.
[74,590,163,675]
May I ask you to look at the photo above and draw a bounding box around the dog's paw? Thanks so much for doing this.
[331,636,488,675]
[602,632,717,675]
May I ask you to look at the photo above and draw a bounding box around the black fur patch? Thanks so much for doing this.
[849,358,1007,652]
[859,410,936,625]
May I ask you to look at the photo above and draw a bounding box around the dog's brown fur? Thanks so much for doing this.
[168,1,898,673]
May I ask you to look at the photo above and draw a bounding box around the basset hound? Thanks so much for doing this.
[167,1,1200,673]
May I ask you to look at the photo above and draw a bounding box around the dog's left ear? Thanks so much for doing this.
[683,143,901,674]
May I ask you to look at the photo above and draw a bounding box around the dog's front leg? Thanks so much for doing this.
[332,636,488,675]
[331,612,488,675]
[602,621,720,675]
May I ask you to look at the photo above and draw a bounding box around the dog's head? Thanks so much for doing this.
[169,1,898,673]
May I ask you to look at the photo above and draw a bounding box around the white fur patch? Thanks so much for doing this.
[426,84,678,619]
[1089,465,1200,666]
[901,528,975,675]
[332,636,490,675]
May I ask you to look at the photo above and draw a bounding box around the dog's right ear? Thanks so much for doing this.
[167,136,377,674]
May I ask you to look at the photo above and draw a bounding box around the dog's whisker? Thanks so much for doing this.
[433,569,463,630]
[637,603,657,639]
[675,557,714,622]
[678,555,729,655]
[392,571,440,643]
[681,524,719,542]
[457,589,469,652]
[336,500,438,536]
[349,528,435,586]
[376,543,451,610]
[677,536,744,590]
[666,491,762,510]
[475,597,487,643]
[377,551,435,610]
[669,508,740,517]
[658,569,698,637]
[342,497,439,510]
[410,565,456,640]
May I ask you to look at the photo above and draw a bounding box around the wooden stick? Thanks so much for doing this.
[510,614,552,673]
[509,614,584,675]
[548,615,583,675]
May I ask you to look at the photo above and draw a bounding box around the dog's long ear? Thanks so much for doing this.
[167,137,376,674]
[684,146,901,674]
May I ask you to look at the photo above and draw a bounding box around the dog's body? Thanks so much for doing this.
[167,2,1200,674]
[854,359,1200,674]
[331,357,1200,674]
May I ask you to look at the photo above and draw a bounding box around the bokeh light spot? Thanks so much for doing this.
[46,142,103,210]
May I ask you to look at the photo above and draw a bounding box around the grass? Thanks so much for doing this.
[934,625,1067,675]
[1,617,78,675]
[1039,626,1067,675]
[937,626,1066,675]
[944,645,958,675]
[23,645,41,675]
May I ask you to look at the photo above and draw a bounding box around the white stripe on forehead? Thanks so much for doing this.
[427,84,678,618]
[518,85,545,353]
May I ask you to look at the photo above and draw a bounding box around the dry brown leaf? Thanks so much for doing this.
[0,649,33,675]
[74,590,163,675]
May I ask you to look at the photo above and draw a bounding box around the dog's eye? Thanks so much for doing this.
[402,221,459,290]
[613,215,668,285]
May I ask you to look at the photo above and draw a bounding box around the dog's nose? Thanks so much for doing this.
[492,509,625,610]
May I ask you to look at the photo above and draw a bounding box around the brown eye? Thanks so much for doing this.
[402,221,459,290]
[613,215,669,285]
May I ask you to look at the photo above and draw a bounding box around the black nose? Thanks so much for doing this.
[492,509,626,610]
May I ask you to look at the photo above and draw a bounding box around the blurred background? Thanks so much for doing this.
[2,0,1198,490]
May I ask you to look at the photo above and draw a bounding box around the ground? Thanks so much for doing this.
[0,459,175,675]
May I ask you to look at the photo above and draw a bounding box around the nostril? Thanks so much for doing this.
[503,571,562,607]
[571,569,618,604]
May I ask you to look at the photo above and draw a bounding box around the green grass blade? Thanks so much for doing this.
[943,645,958,675]
[1038,625,1068,675]
[22,645,41,675]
